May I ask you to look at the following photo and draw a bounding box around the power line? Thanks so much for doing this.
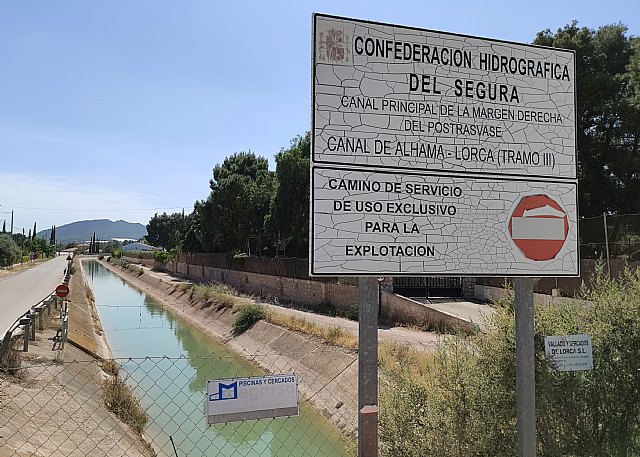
[3,205,188,212]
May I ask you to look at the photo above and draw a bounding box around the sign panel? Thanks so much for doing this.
[311,14,578,276]
[544,334,593,371]
[313,14,576,179]
[206,374,298,425]
[55,284,70,298]
[312,167,577,275]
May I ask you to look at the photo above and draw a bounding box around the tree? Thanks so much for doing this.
[534,22,640,216]
[198,152,276,253]
[146,212,190,250]
[11,233,26,247]
[0,233,21,266]
[1,221,5,233]
[265,133,310,257]
[32,222,36,240]
[102,239,122,254]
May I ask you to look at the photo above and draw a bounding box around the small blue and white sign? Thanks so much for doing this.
[206,374,299,424]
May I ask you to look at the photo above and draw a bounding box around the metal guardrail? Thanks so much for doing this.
[0,268,72,360]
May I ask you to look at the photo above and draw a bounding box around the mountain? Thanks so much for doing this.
[37,219,147,244]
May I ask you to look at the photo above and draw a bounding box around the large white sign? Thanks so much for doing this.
[312,167,578,275]
[544,334,593,372]
[207,374,298,424]
[311,14,578,276]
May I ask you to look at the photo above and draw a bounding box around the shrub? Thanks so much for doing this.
[0,234,21,267]
[380,268,640,457]
[153,250,171,263]
[233,303,266,335]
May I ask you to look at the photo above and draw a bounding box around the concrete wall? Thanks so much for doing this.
[381,291,476,333]
[475,284,593,308]
[169,261,358,311]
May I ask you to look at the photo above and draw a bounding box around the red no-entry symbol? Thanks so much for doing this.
[55,284,70,298]
[508,194,569,261]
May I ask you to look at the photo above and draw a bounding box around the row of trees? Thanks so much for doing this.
[147,22,640,257]
[534,22,640,216]
[0,232,57,267]
[147,133,310,256]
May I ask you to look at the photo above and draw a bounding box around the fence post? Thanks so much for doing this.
[603,212,611,277]
[30,313,36,341]
[21,318,31,351]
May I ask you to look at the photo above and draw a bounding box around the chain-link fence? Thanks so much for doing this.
[580,213,640,261]
[0,344,356,457]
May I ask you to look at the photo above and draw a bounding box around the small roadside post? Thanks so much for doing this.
[20,317,31,351]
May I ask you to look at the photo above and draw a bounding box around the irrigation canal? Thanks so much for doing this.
[84,260,348,457]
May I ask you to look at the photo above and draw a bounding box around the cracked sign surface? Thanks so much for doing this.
[311,14,578,276]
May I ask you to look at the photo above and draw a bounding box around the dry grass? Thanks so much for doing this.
[191,283,250,309]
[186,281,435,368]
[102,360,148,434]
[266,311,359,349]
[0,259,49,278]
[378,341,436,381]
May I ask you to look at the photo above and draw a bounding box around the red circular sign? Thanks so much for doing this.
[508,194,569,261]
[55,284,70,298]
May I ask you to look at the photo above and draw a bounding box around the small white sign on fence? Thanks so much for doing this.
[207,374,299,424]
[544,334,593,371]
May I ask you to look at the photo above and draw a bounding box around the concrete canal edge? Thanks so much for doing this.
[68,258,157,454]
[97,258,359,437]
[69,257,112,360]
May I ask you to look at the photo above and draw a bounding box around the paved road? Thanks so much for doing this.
[0,256,68,338]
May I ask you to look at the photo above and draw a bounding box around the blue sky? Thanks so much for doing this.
[1,0,639,234]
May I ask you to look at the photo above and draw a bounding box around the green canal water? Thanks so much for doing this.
[84,260,349,457]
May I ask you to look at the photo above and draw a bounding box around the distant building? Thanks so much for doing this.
[121,242,160,252]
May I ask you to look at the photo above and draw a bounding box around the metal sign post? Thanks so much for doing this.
[514,277,536,457]
[358,277,379,457]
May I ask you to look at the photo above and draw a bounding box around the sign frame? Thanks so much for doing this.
[310,13,579,277]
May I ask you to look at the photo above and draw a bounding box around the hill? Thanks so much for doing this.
[38,219,147,244]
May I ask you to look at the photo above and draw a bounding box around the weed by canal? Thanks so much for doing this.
[232,303,267,335]
[0,337,24,378]
[102,360,148,434]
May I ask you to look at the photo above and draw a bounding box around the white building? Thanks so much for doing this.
[121,242,160,252]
